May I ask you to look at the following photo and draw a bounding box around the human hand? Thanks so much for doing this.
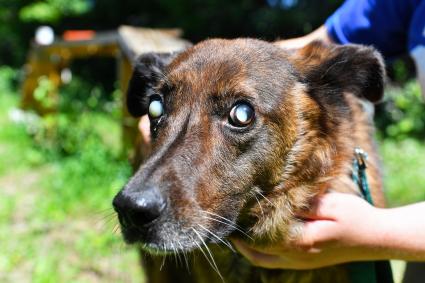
[232,193,388,269]
[274,25,334,50]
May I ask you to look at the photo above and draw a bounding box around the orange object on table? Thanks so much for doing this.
[63,30,96,41]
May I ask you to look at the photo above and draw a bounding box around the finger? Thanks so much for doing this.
[231,238,286,255]
[295,219,340,248]
[232,239,286,269]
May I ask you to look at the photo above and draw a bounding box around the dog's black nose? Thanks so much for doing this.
[113,186,166,227]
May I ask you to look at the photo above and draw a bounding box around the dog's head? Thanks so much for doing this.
[113,39,384,252]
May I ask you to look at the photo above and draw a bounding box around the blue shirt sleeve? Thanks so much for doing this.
[408,1,425,53]
[325,0,424,58]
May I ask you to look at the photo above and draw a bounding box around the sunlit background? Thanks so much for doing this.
[1,0,424,282]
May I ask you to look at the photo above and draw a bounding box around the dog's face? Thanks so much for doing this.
[113,39,384,252]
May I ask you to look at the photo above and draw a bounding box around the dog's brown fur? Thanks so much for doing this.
[115,39,386,283]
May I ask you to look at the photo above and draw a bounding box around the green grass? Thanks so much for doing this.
[0,70,144,282]
[380,139,425,207]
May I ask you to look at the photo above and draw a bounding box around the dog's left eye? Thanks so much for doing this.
[229,103,255,127]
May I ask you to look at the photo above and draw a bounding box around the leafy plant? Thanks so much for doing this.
[375,81,425,140]
[33,76,57,109]
[28,75,123,158]
[0,66,17,94]
[19,0,92,23]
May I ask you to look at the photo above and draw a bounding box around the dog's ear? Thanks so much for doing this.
[127,52,177,117]
[289,41,385,103]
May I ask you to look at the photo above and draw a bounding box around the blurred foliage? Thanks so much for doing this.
[385,55,417,88]
[376,81,425,140]
[33,76,57,109]
[0,0,343,67]
[381,139,425,206]
[19,0,91,23]
[0,65,17,94]
[1,65,130,211]
[391,59,411,84]
[29,76,123,158]
[0,63,125,181]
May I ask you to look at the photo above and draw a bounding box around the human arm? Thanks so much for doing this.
[274,25,334,49]
[275,0,409,55]
[232,193,425,270]
[275,1,425,99]
[411,47,425,100]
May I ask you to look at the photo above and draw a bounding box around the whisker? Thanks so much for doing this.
[202,210,250,233]
[192,236,218,275]
[160,251,166,271]
[202,215,253,241]
[101,214,118,227]
[202,211,233,224]
[159,255,166,271]
[96,211,116,222]
[94,213,118,232]
[198,224,236,253]
[251,193,264,215]
[256,191,275,207]
[192,228,223,280]
[176,243,184,267]
[93,207,115,216]
[184,250,191,273]
[177,239,191,272]
[93,211,117,228]
[112,224,121,235]
[170,242,180,266]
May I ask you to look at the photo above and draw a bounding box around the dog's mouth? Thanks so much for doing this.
[117,218,240,255]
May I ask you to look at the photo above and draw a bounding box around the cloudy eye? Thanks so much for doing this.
[229,102,255,127]
[148,99,164,119]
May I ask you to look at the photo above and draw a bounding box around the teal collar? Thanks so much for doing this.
[348,147,393,283]
[352,147,373,204]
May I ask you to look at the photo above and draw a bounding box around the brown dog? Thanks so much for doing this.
[113,39,386,283]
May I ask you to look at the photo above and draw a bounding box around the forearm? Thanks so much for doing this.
[416,66,425,100]
[372,202,425,261]
[410,47,425,99]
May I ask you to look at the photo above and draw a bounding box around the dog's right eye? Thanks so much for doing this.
[148,99,164,119]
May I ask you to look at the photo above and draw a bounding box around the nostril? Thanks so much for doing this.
[112,191,132,228]
[130,195,166,226]
[112,191,127,215]
[112,187,166,227]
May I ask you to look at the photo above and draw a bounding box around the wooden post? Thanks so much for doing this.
[118,52,138,160]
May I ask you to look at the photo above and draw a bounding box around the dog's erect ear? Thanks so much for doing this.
[126,52,177,117]
[289,41,385,103]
